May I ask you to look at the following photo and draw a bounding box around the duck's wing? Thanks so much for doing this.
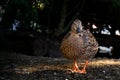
[80,29,98,59]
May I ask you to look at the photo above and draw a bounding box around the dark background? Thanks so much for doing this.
[0,0,120,58]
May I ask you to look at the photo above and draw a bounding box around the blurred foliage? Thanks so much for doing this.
[0,0,120,36]
[0,0,49,32]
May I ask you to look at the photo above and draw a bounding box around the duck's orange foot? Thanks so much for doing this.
[68,60,87,74]
[78,69,86,74]
[68,67,86,74]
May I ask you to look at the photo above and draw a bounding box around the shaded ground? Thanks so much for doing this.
[0,52,120,80]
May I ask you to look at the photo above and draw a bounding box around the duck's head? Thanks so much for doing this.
[70,19,83,34]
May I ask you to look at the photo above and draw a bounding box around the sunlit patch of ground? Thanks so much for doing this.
[89,58,120,66]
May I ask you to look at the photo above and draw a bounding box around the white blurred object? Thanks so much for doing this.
[99,46,113,56]
[115,30,120,36]
[108,25,112,29]
[101,28,111,35]
[12,20,20,31]
[92,24,97,29]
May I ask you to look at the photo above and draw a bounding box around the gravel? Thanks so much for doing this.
[0,52,120,80]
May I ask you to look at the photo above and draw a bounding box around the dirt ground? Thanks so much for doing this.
[0,52,120,80]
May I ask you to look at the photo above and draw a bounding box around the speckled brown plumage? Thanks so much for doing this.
[60,19,98,74]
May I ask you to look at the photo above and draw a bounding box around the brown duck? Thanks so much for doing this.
[60,19,98,74]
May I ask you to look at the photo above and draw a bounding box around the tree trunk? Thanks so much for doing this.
[55,0,67,36]
[48,0,65,38]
